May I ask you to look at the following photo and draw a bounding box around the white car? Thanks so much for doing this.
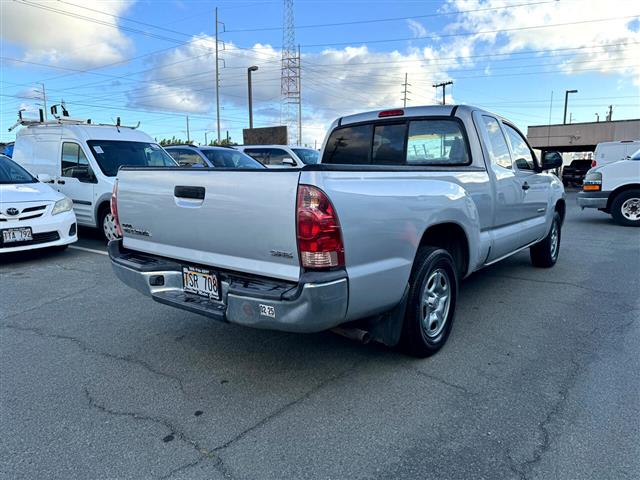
[577,148,640,226]
[235,145,320,168]
[0,154,77,253]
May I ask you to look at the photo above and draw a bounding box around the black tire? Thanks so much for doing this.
[610,189,640,227]
[530,212,561,268]
[98,205,120,242]
[400,247,458,358]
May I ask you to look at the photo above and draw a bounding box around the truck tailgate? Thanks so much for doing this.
[116,169,302,281]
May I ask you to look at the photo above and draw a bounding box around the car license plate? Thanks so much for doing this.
[182,266,220,301]
[2,227,33,243]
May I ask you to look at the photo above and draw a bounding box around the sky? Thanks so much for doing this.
[1,0,639,146]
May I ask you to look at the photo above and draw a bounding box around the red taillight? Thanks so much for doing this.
[296,185,344,269]
[110,179,122,237]
[591,160,597,168]
[378,109,404,118]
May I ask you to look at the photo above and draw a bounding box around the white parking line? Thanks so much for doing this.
[69,245,108,256]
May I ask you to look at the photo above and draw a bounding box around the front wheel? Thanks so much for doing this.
[530,212,561,268]
[610,189,640,227]
[400,247,458,358]
[100,208,120,242]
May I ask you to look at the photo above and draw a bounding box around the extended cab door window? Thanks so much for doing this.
[480,116,512,170]
[503,124,536,171]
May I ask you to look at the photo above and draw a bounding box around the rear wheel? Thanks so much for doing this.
[99,206,120,241]
[400,247,458,358]
[530,212,561,268]
[610,189,640,227]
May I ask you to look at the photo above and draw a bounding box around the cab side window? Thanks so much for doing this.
[503,124,535,171]
[244,148,290,166]
[61,142,93,182]
[480,116,512,170]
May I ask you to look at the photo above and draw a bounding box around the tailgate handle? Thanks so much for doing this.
[174,186,205,200]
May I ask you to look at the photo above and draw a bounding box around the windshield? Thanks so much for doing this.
[292,148,320,165]
[202,149,265,169]
[0,155,37,184]
[630,148,640,161]
[87,140,177,176]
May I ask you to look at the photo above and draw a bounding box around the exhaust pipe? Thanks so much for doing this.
[331,327,372,344]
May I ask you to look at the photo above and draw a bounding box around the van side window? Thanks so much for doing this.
[480,116,512,169]
[61,142,92,181]
[406,120,469,165]
[372,124,406,165]
[322,124,373,164]
[503,124,535,171]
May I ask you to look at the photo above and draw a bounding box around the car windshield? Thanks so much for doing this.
[202,149,265,169]
[292,148,320,165]
[630,148,640,161]
[87,140,177,176]
[0,155,37,184]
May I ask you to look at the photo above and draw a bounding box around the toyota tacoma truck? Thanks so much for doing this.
[109,105,565,357]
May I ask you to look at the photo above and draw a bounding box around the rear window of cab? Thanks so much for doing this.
[322,118,470,166]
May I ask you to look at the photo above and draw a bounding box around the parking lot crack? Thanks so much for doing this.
[1,323,186,395]
[506,357,582,479]
[410,367,476,396]
[83,387,228,480]
[212,361,362,454]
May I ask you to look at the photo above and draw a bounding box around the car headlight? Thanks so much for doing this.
[52,197,73,215]
[583,171,602,192]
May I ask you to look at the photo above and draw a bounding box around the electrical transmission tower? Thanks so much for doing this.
[401,73,411,108]
[281,0,301,144]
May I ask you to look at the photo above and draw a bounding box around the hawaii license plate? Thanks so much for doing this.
[2,227,33,243]
[182,266,220,301]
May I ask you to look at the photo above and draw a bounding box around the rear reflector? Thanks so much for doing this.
[591,160,597,168]
[296,185,344,269]
[378,109,404,118]
[110,179,123,237]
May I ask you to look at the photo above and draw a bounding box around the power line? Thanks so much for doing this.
[225,0,557,32]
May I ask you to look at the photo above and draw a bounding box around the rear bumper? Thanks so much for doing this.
[108,240,348,333]
[577,191,609,209]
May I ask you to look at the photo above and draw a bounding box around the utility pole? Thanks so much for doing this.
[280,0,300,145]
[595,113,599,122]
[297,44,302,146]
[247,65,258,129]
[606,105,613,121]
[38,83,47,120]
[186,115,190,143]
[563,89,577,124]
[401,73,411,108]
[215,7,221,143]
[432,80,453,105]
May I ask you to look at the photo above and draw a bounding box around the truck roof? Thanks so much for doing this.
[337,104,495,126]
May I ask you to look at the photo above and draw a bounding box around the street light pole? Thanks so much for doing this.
[247,65,258,129]
[563,89,577,125]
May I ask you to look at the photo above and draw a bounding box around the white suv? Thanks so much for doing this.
[235,145,320,168]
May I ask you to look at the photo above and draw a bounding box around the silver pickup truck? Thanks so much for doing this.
[109,105,565,357]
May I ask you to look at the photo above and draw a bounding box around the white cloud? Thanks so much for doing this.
[446,0,640,84]
[407,19,428,38]
[0,0,135,67]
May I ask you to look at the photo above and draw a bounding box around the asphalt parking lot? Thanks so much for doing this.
[1,191,638,480]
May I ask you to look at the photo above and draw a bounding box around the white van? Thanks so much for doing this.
[592,140,640,168]
[12,120,176,240]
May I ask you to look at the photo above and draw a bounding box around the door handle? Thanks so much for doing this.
[174,185,205,200]
[57,179,66,185]
[521,182,530,191]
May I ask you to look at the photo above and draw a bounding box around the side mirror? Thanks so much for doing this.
[37,173,53,183]
[541,151,563,170]
[281,157,296,167]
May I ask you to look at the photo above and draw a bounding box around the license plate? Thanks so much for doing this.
[182,266,220,301]
[2,227,33,243]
